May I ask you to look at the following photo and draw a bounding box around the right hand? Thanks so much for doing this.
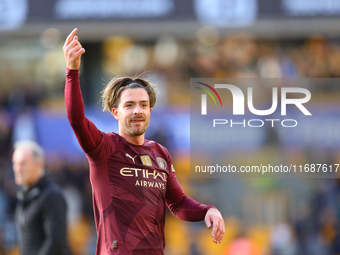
[63,28,85,70]
[204,208,225,244]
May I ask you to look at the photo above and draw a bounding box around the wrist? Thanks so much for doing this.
[66,68,79,76]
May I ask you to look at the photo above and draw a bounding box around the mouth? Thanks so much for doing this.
[130,116,145,123]
[131,121,143,125]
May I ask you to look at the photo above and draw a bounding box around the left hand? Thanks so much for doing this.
[63,28,85,70]
[204,208,225,244]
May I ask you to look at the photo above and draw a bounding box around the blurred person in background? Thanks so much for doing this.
[63,28,225,255]
[12,140,72,255]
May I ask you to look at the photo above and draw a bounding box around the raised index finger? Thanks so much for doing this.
[63,28,78,48]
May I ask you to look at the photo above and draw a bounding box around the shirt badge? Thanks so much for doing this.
[157,157,167,170]
[141,155,152,166]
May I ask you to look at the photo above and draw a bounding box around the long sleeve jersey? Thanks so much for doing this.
[65,69,214,255]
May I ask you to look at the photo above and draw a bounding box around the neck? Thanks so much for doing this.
[119,130,145,145]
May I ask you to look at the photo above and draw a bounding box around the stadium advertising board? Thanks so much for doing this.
[2,0,340,31]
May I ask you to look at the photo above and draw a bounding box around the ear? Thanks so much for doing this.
[112,108,119,120]
[33,157,44,173]
[150,108,153,114]
[38,159,45,171]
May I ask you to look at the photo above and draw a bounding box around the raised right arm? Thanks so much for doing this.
[63,28,102,153]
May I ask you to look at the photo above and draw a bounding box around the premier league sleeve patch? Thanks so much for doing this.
[112,240,118,249]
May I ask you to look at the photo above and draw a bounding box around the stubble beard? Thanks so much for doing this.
[126,117,150,137]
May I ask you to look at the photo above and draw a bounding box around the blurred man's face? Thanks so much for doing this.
[113,88,152,137]
[12,149,43,187]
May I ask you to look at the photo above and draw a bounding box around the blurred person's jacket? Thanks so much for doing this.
[15,175,72,255]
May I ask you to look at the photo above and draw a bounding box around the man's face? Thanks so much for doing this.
[12,149,42,187]
[113,88,152,137]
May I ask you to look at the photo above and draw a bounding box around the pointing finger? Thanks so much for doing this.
[63,28,78,48]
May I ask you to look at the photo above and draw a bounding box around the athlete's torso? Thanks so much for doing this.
[87,132,173,255]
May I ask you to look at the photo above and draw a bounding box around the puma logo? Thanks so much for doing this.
[125,153,137,163]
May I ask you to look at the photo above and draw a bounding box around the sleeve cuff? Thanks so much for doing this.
[66,68,79,77]
[205,205,217,213]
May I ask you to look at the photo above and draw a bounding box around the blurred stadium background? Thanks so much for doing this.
[1,0,340,254]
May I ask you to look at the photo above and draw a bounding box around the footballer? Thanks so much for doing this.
[63,28,225,255]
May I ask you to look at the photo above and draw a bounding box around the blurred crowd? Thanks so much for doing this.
[1,31,340,255]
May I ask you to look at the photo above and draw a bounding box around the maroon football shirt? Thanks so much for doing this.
[65,69,214,255]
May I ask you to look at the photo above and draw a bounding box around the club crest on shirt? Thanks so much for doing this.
[157,157,167,170]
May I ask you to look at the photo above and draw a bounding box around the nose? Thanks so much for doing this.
[133,104,142,115]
